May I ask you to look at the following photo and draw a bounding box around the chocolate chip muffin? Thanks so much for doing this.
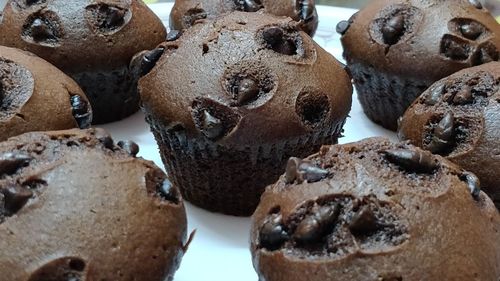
[337,0,500,130]
[251,137,500,281]
[0,46,91,142]
[170,0,318,36]
[399,62,500,209]
[138,11,352,216]
[0,128,187,281]
[0,0,166,124]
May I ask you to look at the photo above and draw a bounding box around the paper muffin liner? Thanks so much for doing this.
[146,113,347,216]
[350,62,432,131]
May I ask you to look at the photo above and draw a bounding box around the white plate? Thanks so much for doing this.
[102,4,396,281]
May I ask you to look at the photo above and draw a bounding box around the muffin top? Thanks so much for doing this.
[0,46,91,141]
[0,0,166,73]
[398,61,500,202]
[0,128,187,281]
[251,137,500,281]
[170,0,318,36]
[338,0,500,81]
[139,11,352,147]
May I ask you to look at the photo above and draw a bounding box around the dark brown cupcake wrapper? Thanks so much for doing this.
[350,62,431,131]
[147,114,346,216]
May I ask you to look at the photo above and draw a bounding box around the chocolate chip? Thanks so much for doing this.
[441,35,471,60]
[474,43,499,65]
[293,204,340,244]
[158,179,179,203]
[201,110,223,140]
[0,152,32,176]
[336,20,350,35]
[381,14,405,45]
[2,185,33,214]
[461,172,481,200]
[469,0,483,9]
[234,0,262,12]
[141,47,165,76]
[166,30,181,41]
[348,206,379,235]
[22,11,63,45]
[85,4,129,33]
[30,18,56,41]
[452,87,473,104]
[105,6,125,28]
[298,162,329,183]
[70,95,92,129]
[285,157,301,184]
[97,135,114,150]
[117,140,139,157]
[297,0,315,21]
[426,112,455,154]
[384,149,438,173]
[234,78,259,105]
[259,214,289,250]
[425,84,445,105]
[460,22,483,40]
[262,27,297,56]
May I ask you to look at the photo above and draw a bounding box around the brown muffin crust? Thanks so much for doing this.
[399,62,500,208]
[0,128,187,281]
[251,137,500,281]
[0,46,91,142]
[0,0,167,123]
[170,0,318,36]
[138,11,352,216]
[338,0,500,130]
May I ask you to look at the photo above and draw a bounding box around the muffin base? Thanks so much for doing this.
[71,66,140,124]
[349,62,431,131]
[146,114,347,216]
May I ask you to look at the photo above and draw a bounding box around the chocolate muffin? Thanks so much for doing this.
[399,62,500,209]
[337,0,500,130]
[0,0,166,124]
[170,0,318,36]
[138,11,352,216]
[0,128,188,281]
[0,46,91,142]
[251,137,500,280]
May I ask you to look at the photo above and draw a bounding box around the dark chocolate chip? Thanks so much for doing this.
[141,47,165,76]
[293,204,340,243]
[474,43,499,65]
[348,206,379,235]
[426,112,455,154]
[85,4,129,33]
[297,0,315,21]
[2,185,33,214]
[441,35,470,60]
[235,78,260,105]
[298,161,329,183]
[262,27,297,56]
[0,152,32,176]
[30,18,56,41]
[381,14,405,45]
[158,179,179,203]
[97,135,114,150]
[166,30,181,41]
[425,84,445,105]
[234,0,263,12]
[259,214,289,250]
[452,87,473,104]
[117,140,139,157]
[469,0,483,9]
[461,171,481,200]
[336,20,350,35]
[104,6,126,28]
[460,22,483,40]
[70,95,92,129]
[384,149,438,173]
[201,110,223,140]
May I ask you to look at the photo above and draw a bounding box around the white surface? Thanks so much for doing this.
[102,4,396,281]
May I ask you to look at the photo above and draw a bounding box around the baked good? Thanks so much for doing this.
[398,61,500,208]
[0,0,166,124]
[0,128,187,281]
[251,137,500,280]
[337,0,500,130]
[0,46,91,142]
[137,11,352,216]
[170,0,318,36]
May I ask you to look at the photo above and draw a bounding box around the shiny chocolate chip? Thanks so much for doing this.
[461,171,481,200]
[293,204,340,244]
[166,30,181,41]
[70,95,92,129]
[141,47,165,76]
[259,214,289,250]
[348,206,379,235]
[297,0,315,21]
[2,185,33,214]
[441,35,471,60]
[158,179,179,203]
[384,149,438,173]
[201,110,223,140]
[381,14,405,45]
[97,135,114,150]
[285,157,329,184]
[262,27,297,56]
[234,78,260,105]
[30,18,56,41]
[234,0,263,12]
[460,22,483,40]
[117,140,139,157]
[469,0,483,9]
[0,152,32,176]
[336,20,350,35]
[425,84,445,105]
[426,112,455,154]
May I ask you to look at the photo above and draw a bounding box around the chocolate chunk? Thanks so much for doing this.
[235,78,260,105]
[201,110,223,140]
[336,20,350,35]
[235,0,263,12]
[469,0,483,9]
[474,43,499,65]
[426,112,455,154]
[2,185,33,214]
[381,15,405,45]
[297,0,315,21]
[30,18,56,41]
[0,152,32,175]
[141,47,165,76]
[104,6,126,28]
[293,204,340,243]
[117,140,139,157]
[262,27,297,56]
[425,84,445,105]
[158,179,179,203]
[166,30,181,41]
[441,35,471,60]
[348,206,379,235]
[298,161,330,183]
[97,135,114,150]
[259,214,289,250]
[461,172,481,200]
[384,149,438,173]
[460,22,483,40]
[70,95,92,129]
[85,4,129,33]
